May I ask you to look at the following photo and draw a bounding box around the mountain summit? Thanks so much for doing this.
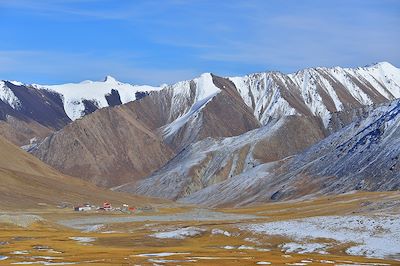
[103,75,119,83]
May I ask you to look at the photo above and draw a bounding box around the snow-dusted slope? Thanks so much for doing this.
[181,99,400,206]
[115,115,324,199]
[162,73,221,138]
[33,76,162,120]
[153,73,259,151]
[230,62,400,126]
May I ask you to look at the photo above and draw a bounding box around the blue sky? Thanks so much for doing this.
[0,0,399,85]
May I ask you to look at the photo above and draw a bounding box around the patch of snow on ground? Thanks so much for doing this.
[150,227,205,239]
[68,237,96,245]
[222,245,270,252]
[256,262,272,265]
[134,252,190,257]
[148,258,197,263]
[0,255,8,261]
[10,251,29,255]
[101,231,120,234]
[240,215,400,260]
[31,256,63,260]
[280,242,328,254]
[211,228,231,237]
[237,245,255,250]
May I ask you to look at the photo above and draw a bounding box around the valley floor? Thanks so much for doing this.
[0,191,399,265]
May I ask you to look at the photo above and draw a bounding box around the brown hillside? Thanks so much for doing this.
[0,136,161,210]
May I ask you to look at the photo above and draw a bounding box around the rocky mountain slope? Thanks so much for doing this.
[115,115,325,199]
[30,103,175,187]
[0,136,159,210]
[178,99,400,207]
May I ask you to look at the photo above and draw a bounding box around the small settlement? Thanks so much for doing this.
[73,202,150,214]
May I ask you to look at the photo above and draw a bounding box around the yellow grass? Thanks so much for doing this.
[1,191,399,265]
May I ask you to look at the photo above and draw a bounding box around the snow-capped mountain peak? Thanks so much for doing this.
[163,72,221,138]
[32,78,162,120]
[364,61,395,70]
[103,75,119,84]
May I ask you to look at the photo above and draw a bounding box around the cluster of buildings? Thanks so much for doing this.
[74,202,135,213]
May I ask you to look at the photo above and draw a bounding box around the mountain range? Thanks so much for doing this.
[1,61,399,206]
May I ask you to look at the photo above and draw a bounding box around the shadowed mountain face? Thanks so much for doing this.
[0,78,156,146]
[0,81,71,145]
[0,81,70,129]
[1,62,400,197]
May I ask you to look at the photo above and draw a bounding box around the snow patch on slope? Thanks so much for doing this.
[0,81,21,110]
[230,73,297,124]
[151,227,205,239]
